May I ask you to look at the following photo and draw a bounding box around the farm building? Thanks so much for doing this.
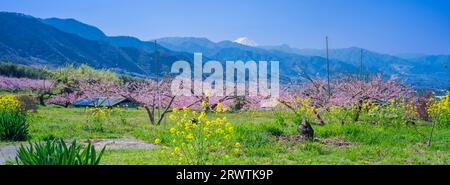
[71,97,137,108]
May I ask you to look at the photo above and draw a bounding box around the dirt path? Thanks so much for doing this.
[0,144,21,164]
[0,138,159,165]
[87,138,160,150]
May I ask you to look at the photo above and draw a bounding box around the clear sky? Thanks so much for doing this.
[1,0,449,55]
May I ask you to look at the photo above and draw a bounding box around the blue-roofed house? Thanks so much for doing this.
[71,97,137,108]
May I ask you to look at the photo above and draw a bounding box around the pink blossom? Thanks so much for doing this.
[0,75,54,92]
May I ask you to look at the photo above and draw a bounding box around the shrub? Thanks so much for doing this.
[83,105,128,131]
[427,95,450,128]
[84,106,112,132]
[16,139,105,165]
[286,97,317,123]
[0,94,21,112]
[359,99,418,127]
[0,62,50,79]
[17,95,38,113]
[0,94,29,141]
[324,105,354,125]
[231,96,246,111]
[0,111,29,141]
[157,102,241,164]
[113,105,128,125]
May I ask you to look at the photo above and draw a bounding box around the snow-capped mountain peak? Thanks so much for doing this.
[234,37,258,47]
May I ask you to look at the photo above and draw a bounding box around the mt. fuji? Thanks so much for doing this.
[234,37,258,47]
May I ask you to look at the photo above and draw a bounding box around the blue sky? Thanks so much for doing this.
[1,0,449,55]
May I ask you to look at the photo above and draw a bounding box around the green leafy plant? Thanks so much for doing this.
[0,111,29,141]
[16,139,106,165]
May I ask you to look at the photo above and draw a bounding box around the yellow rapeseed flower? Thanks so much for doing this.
[198,111,206,120]
[170,127,176,133]
[182,106,189,112]
[201,100,208,107]
[154,138,161,144]
[216,102,222,112]
[172,108,179,113]
[0,94,21,112]
[164,105,241,164]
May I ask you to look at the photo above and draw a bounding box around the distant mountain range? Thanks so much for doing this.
[260,45,449,88]
[0,12,448,89]
[0,12,192,78]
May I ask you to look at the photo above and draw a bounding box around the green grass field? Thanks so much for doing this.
[2,105,448,165]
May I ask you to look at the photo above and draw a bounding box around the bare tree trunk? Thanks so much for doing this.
[426,121,437,146]
[144,106,155,125]
[353,99,363,122]
[156,96,176,125]
[64,101,70,108]
[313,109,325,125]
[38,94,46,106]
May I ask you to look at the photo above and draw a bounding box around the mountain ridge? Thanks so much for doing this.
[0,12,193,78]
